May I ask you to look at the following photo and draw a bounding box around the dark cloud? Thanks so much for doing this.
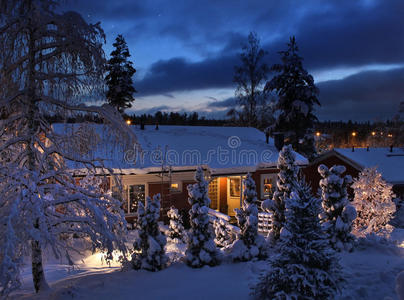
[317,67,404,121]
[136,56,237,96]
[65,0,404,120]
[207,97,237,108]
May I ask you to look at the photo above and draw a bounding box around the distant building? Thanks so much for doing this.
[303,147,404,201]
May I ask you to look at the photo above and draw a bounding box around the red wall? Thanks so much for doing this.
[302,155,360,198]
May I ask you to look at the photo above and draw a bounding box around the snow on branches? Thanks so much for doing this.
[213,218,235,248]
[0,1,132,295]
[262,145,299,242]
[318,164,357,251]
[167,206,187,244]
[253,181,342,299]
[230,174,267,261]
[352,168,396,236]
[186,167,220,268]
[132,194,168,271]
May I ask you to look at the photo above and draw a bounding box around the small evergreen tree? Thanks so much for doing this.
[253,181,342,299]
[318,164,357,251]
[213,218,234,248]
[230,174,267,261]
[352,167,396,236]
[132,194,167,271]
[262,145,299,242]
[167,206,187,244]
[265,36,320,160]
[186,167,220,268]
[105,34,136,113]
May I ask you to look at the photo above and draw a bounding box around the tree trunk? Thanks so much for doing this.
[26,17,49,293]
[31,239,49,293]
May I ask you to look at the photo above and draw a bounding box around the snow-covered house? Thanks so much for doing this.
[53,124,308,222]
[303,147,404,201]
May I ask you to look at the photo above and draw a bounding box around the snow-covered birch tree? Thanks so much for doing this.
[186,167,220,268]
[262,145,299,242]
[318,164,357,251]
[253,181,342,299]
[0,1,135,296]
[352,167,396,236]
[230,173,267,261]
[132,194,168,271]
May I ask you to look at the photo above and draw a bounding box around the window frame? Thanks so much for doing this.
[260,173,277,199]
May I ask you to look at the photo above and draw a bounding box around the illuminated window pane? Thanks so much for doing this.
[129,184,145,213]
[230,177,241,197]
[171,183,179,189]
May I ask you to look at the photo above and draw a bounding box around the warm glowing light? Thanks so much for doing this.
[371,131,376,136]
[352,132,357,137]
[388,133,393,138]
[316,132,321,137]
[126,120,131,125]
[170,183,179,189]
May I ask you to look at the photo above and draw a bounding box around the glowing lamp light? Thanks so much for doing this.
[388,133,393,138]
[126,120,131,125]
[371,131,376,136]
[316,132,321,137]
[351,132,357,137]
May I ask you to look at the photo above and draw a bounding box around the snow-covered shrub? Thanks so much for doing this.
[186,167,220,268]
[230,174,267,261]
[253,181,342,299]
[262,145,298,242]
[167,206,187,244]
[213,218,235,248]
[318,164,357,251]
[352,168,396,236]
[132,194,168,271]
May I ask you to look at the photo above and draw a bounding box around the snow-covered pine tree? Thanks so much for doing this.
[213,218,234,248]
[265,36,320,160]
[262,145,299,242]
[167,206,187,244]
[230,173,267,261]
[318,164,357,251]
[352,167,396,236]
[186,167,220,268]
[132,194,168,271]
[0,1,135,296]
[105,34,137,113]
[253,181,342,299]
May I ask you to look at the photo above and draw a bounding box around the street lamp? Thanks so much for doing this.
[126,120,131,125]
[352,132,356,137]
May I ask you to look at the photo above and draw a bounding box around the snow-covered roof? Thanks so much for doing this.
[334,147,404,184]
[53,123,308,175]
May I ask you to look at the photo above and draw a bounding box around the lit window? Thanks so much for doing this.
[170,182,181,192]
[127,184,146,213]
[261,174,277,199]
[229,177,241,197]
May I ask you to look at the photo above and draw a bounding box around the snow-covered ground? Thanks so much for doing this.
[10,229,404,300]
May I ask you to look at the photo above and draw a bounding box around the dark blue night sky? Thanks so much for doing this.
[64,0,404,121]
